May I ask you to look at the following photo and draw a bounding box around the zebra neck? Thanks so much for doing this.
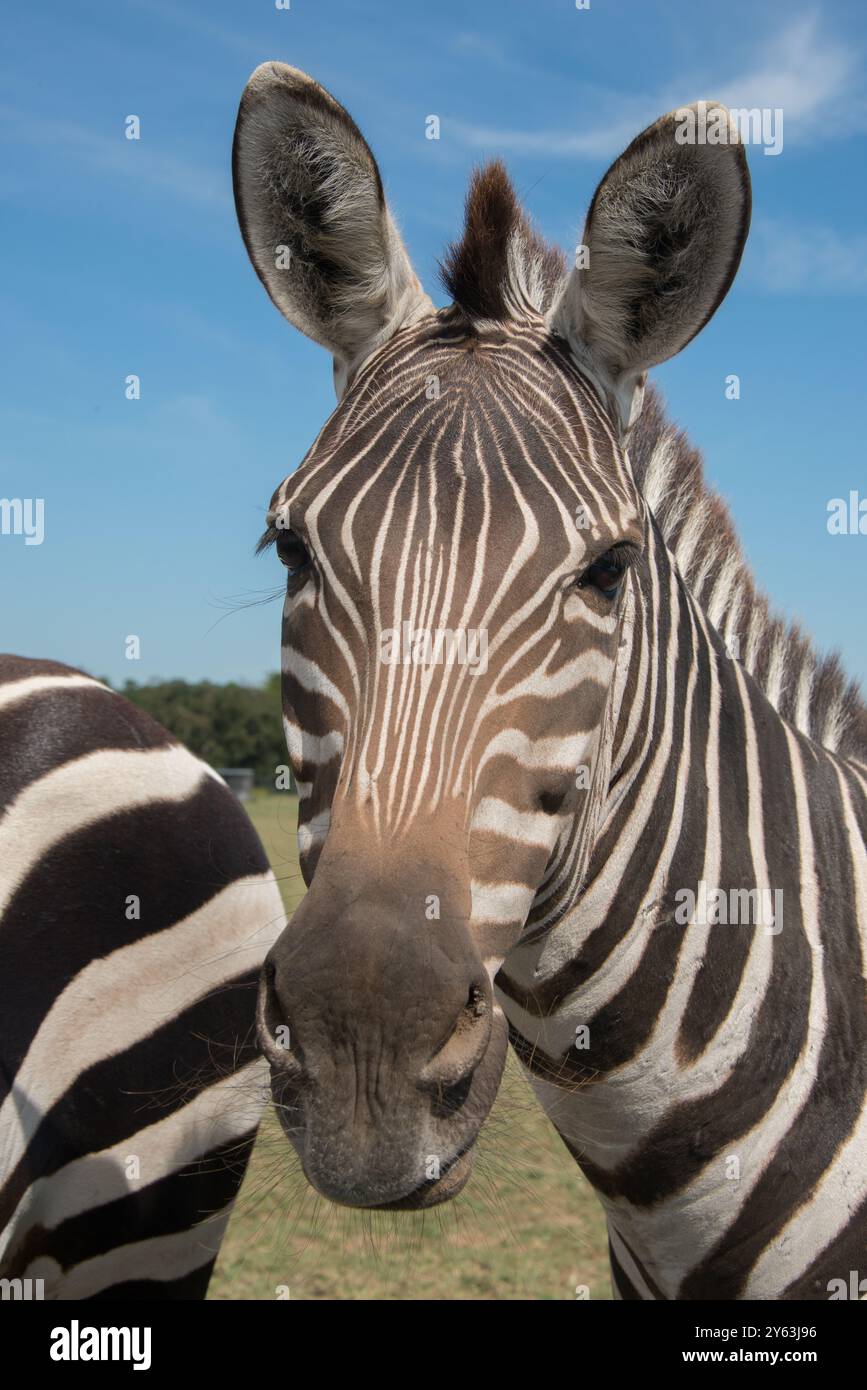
[502,522,826,1115]
[498,525,867,1300]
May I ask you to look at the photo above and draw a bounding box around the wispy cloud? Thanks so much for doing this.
[0,106,229,210]
[156,392,241,436]
[451,33,510,67]
[749,216,867,293]
[128,0,264,57]
[713,13,862,126]
[448,117,630,160]
[449,14,864,159]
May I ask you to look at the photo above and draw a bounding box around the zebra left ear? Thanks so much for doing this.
[233,63,433,396]
[552,102,751,434]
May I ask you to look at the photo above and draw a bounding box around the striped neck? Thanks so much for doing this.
[498,508,867,1297]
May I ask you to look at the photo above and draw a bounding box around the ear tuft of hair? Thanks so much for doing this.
[440,161,567,321]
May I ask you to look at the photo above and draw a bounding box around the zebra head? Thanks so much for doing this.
[233,65,750,1209]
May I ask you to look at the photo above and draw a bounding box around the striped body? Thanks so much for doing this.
[0,656,285,1298]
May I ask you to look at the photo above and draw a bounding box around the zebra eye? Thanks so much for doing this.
[275,529,311,577]
[577,547,633,600]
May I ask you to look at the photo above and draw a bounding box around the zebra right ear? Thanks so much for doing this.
[552,102,751,434]
[232,63,432,396]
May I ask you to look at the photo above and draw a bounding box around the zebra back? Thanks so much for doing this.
[0,655,285,1299]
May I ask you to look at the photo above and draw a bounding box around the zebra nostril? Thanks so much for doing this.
[467,982,486,1018]
[420,978,492,1097]
[257,960,303,1074]
[431,1071,473,1120]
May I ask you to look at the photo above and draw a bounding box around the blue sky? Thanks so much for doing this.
[2,0,866,687]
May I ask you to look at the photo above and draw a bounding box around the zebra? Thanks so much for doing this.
[232,63,867,1299]
[0,655,285,1298]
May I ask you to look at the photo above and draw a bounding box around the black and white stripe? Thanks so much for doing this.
[0,656,285,1298]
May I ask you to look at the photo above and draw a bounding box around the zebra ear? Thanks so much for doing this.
[552,103,751,433]
[232,63,432,395]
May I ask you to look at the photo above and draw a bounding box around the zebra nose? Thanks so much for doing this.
[419,977,492,1100]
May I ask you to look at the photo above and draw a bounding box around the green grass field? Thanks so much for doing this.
[209,794,610,1300]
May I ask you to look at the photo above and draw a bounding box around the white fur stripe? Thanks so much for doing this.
[0,673,109,713]
[24,1215,234,1298]
[471,796,562,848]
[0,1061,267,1259]
[0,745,223,922]
[0,874,284,1178]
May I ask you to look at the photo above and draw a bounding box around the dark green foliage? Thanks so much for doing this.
[115,673,290,787]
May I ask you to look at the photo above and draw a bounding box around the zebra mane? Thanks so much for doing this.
[631,385,867,761]
[440,161,567,321]
[440,162,865,761]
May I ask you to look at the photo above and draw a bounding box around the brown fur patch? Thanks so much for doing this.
[439,161,566,321]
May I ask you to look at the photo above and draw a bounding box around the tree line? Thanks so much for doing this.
[116,673,291,788]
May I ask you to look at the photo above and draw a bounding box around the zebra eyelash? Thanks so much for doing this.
[257,523,311,571]
[256,524,279,556]
[255,528,642,582]
[575,541,642,585]
[592,541,642,569]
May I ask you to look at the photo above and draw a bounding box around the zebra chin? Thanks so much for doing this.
[254,893,510,1211]
[302,1138,479,1212]
[257,1065,503,1211]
